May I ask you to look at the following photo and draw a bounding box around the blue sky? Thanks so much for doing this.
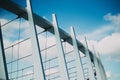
[0,0,120,80]
[33,0,120,34]
[12,0,120,32]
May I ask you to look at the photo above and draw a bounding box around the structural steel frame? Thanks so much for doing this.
[0,0,107,80]
[0,0,90,58]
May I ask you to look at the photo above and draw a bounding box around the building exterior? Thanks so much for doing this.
[0,0,107,80]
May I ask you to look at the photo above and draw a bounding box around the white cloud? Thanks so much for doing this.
[104,13,120,32]
[1,18,29,41]
[82,33,120,56]
[98,33,120,55]
[106,71,112,79]
[106,71,120,80]
[78,25,113,40]
[79,13,120,56]
[78,13,120,80]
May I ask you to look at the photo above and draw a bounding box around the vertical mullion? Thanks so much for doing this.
[93,53,102,80]
[0,23,9,80]
[26,0,46,80]
[70,26,85,80]
[97,53,107,80]
[52,14,69,80]
[84,37,96,80]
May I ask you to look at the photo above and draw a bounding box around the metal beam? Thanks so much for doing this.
[52,14,69,80]
[26,0,46,80]
[0,23,9,80]
[70,26,85,80]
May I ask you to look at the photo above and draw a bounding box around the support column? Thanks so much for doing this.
[70,26,85,80]
[92,48,102,80]
[99,62,106,80]
[93,55,102,80]
[52,14,69,80]
[97,53,107,80]
[98,60,105,80]
[101,64,107,80]
[85,37,96,80]
[26,0,46,80]
[0,23,9,80]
